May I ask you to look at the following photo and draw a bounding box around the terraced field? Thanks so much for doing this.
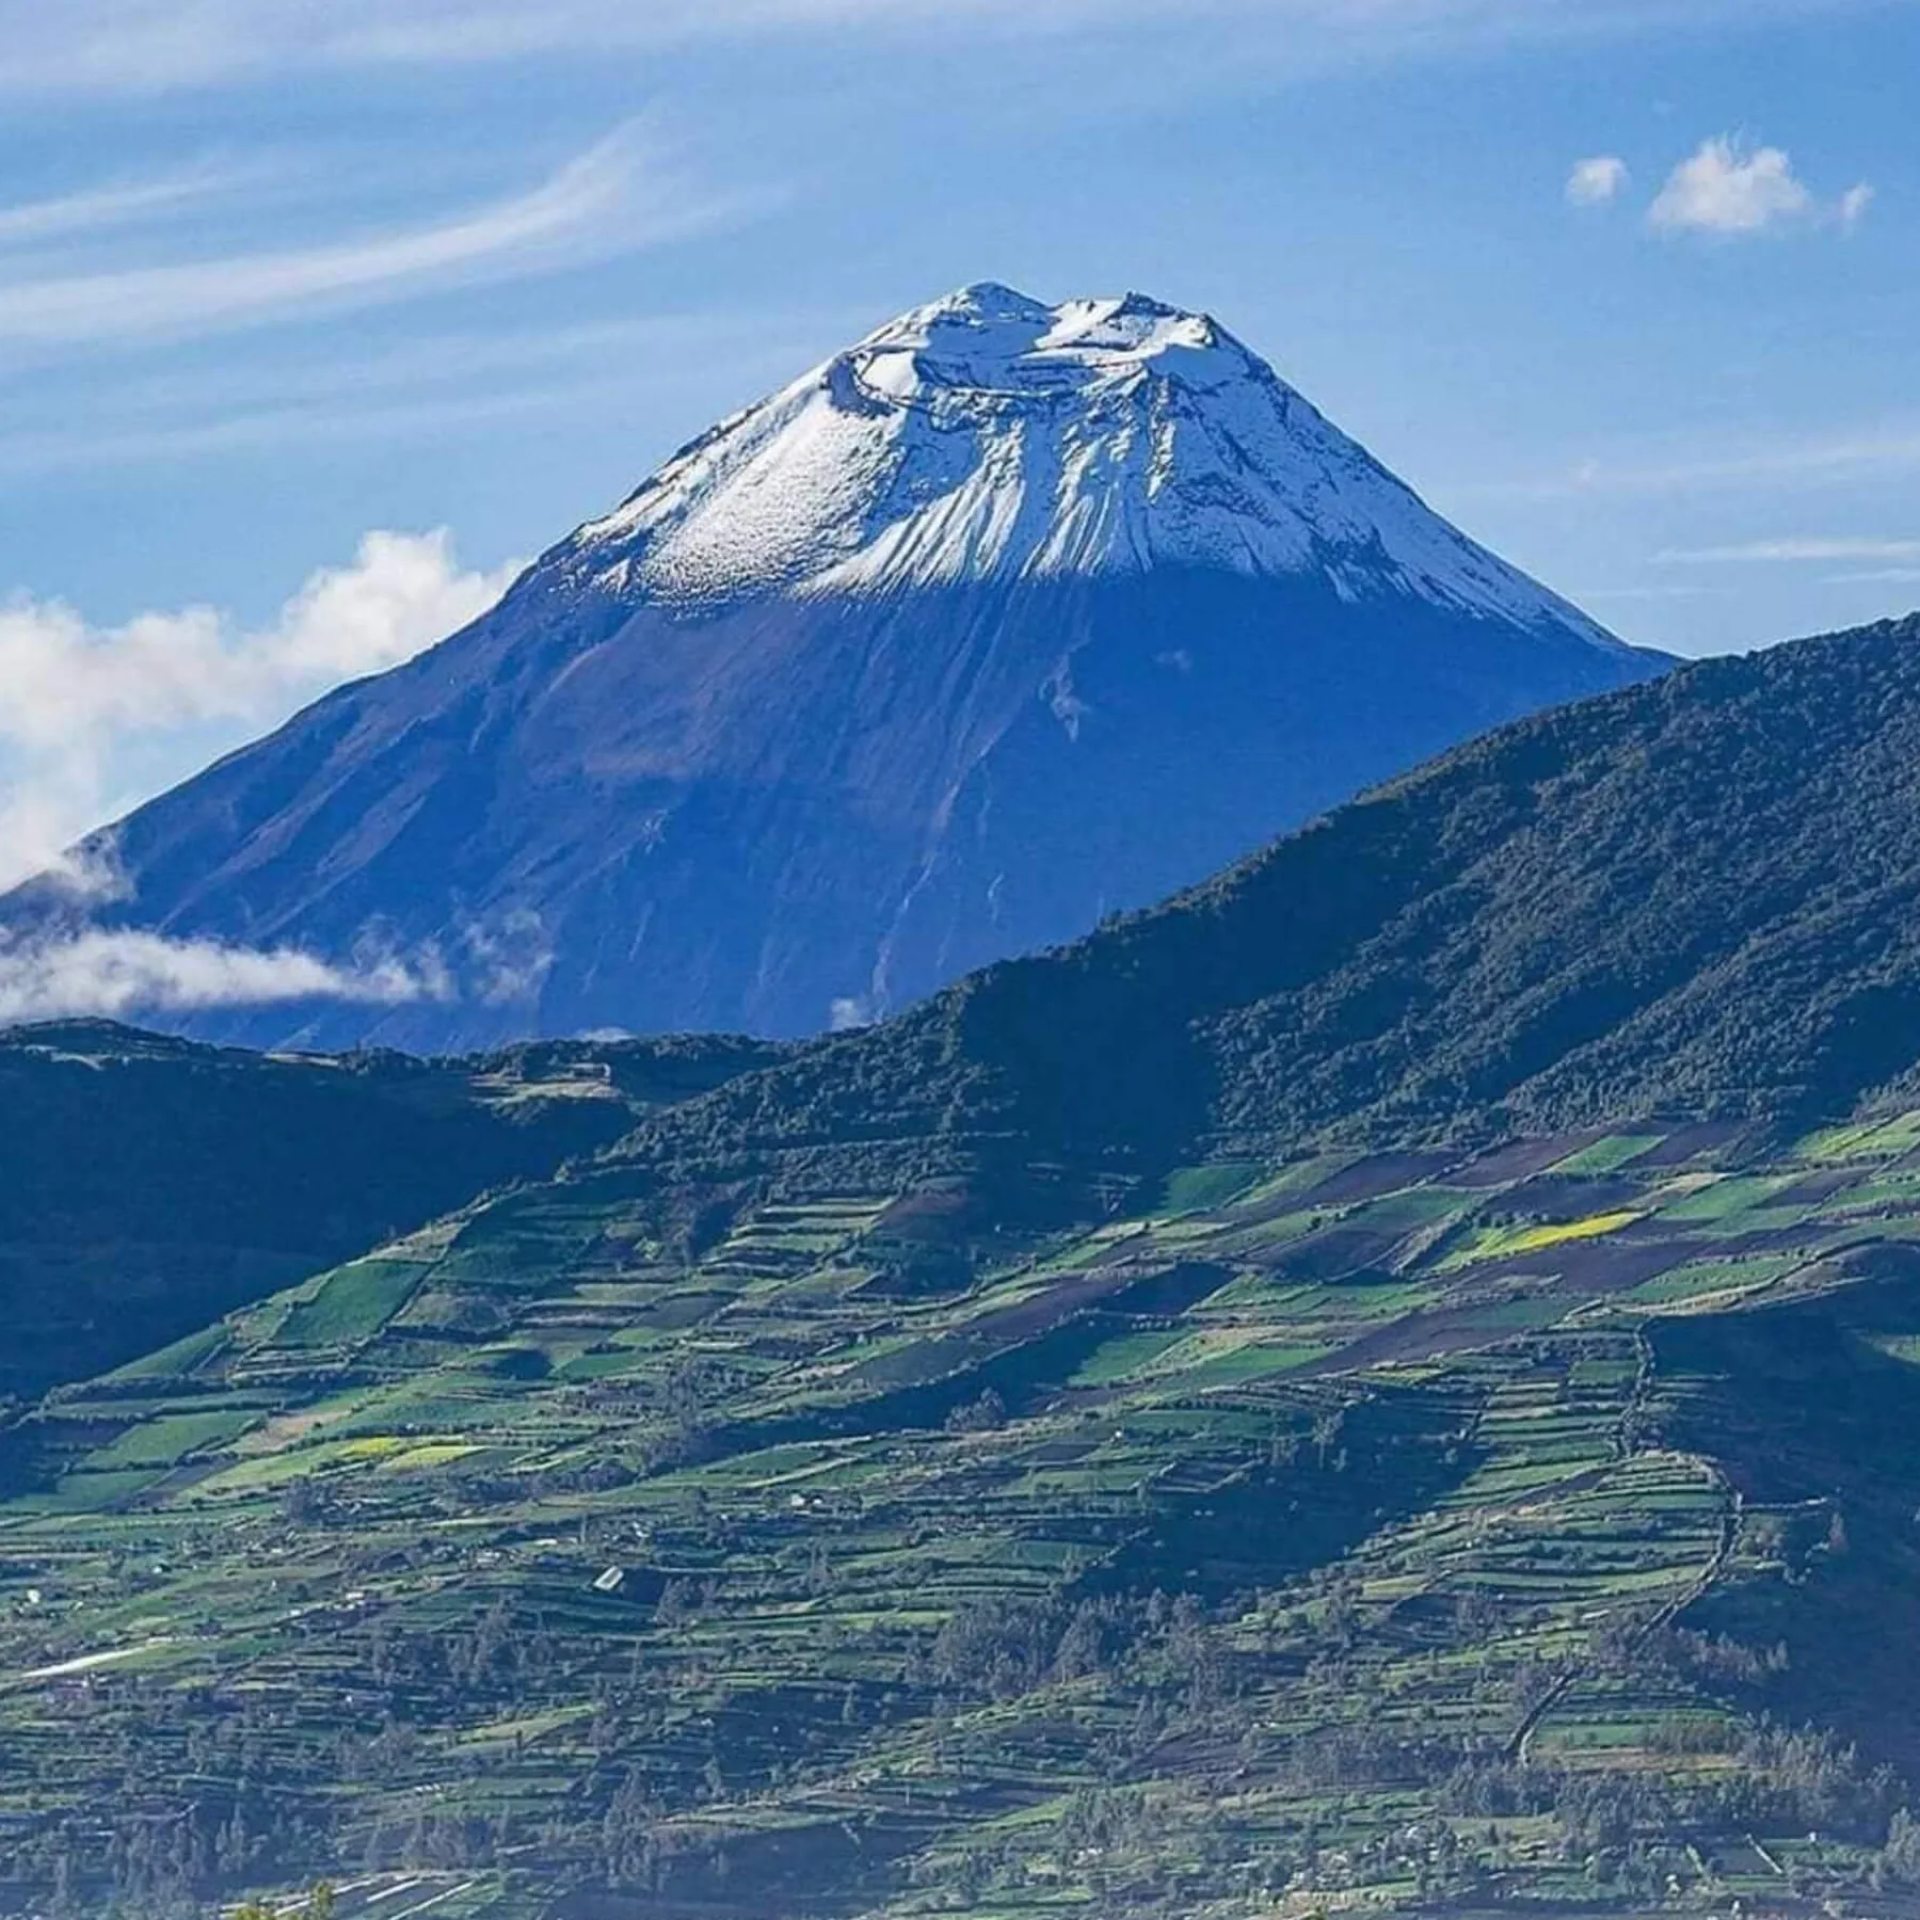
[8,1117,1920,1917]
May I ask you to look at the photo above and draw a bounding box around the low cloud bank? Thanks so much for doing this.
[0,927,451,1025]
[0,527,519,894]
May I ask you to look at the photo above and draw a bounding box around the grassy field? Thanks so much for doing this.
[7,1122,1920,1916]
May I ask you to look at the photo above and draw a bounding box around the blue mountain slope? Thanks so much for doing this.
[2,285,1666,1047]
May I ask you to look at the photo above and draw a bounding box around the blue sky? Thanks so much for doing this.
[0,0,1916,883]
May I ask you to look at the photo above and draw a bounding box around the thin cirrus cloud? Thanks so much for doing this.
[0,377,641,480]
[1657,538,1920,564]
[1647,135,1869,237]
[0,163,247,245]
[0,123,721,349]
[1456,423,1920,506]
[0,0,1891,91]
[0,309,843,478]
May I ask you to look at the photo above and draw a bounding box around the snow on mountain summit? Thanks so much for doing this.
[568,282,1616,646]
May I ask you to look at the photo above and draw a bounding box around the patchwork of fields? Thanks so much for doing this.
[8,1114,1920,1916]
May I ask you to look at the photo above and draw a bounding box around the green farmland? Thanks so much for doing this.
[8,1123,1920,1919]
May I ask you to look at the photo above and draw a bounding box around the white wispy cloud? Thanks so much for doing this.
[0,164,245,245]
[0,384,602,479]
[0,309,841,477]
[1648,134,1872,238]
[1460,421,1920,505]
[1576,584,1734,602]
[1566,156,1629,207]
[0,0,1888,92]
[0,927,446,1024]
[0,124,716,348]
[1657,537,1920,564]
[0,529,519,892]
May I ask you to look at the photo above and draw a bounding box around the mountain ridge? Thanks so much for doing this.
[565,611,1920,1223]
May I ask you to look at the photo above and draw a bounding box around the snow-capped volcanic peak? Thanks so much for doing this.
[572,284,1614,642]
[9,282,1661,1057]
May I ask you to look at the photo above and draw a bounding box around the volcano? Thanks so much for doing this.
[5,284,1666,1047]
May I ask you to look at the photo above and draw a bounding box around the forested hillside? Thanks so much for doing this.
[584,613,1920,1220]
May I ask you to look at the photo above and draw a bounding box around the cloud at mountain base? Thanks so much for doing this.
[0,926,448,1023]
[0,528,519,894]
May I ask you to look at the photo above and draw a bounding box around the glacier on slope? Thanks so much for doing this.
[0,283,1668,1050]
